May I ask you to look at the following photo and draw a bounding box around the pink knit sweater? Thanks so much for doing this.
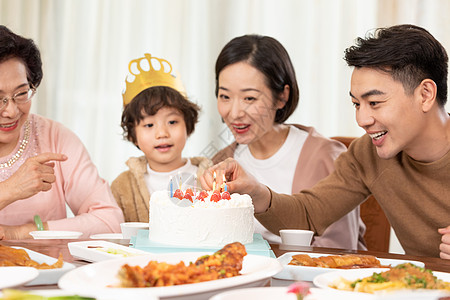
[0,114,123,238]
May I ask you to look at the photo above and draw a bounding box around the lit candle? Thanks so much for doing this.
[213,171,216,191]
[170,176,173,197]
[194,174,197,194]
[223,174,227,192]
[178,172,182,189]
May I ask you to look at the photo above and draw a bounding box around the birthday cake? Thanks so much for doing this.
[149,189,255,247]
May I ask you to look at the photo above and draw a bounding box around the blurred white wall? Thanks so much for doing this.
[1,0,449,184]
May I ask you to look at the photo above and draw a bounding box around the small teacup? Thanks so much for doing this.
[279,229,314,246]
[120,222,149,239]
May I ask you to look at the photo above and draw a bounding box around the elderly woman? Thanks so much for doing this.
[0,26,123,239]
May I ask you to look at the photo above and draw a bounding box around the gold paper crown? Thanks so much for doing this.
[122,53,186,106]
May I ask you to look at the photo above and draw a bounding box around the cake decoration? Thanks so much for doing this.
[148,174,255,246]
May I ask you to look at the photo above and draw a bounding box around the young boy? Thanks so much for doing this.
[112,53,212,222]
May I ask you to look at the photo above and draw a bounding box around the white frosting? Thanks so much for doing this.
[149,191,254,247]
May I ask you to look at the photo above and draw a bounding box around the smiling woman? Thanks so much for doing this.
[211,34,366,251]
[0,25,123,239]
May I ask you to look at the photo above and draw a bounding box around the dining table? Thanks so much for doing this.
[2,238,450,297]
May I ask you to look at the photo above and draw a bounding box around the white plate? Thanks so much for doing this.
[210,287,296,300]
[0,289,157,300]
[29,230,83,239]
[59,252,282,300]
[90,233,123,239]
[210,287,374,300]
[12,247,76,285]
[0,267,39,289]
[313,268,450,299]
[68,240,149,262]
[273,252,425,281]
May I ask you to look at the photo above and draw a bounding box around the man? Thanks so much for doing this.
[201,24,450,259]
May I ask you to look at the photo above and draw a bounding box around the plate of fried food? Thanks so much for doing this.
[273,252,425,281]
[313,263,450,299]
[58,242,282,300]
[0,245,75,285]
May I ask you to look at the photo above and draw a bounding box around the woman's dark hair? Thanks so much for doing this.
[344,24,448,106]
[121,86,200,146]
[0,25,43,88]
[215,35,299,123]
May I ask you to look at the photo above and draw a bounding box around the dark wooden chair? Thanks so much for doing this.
[331,136,391,252]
